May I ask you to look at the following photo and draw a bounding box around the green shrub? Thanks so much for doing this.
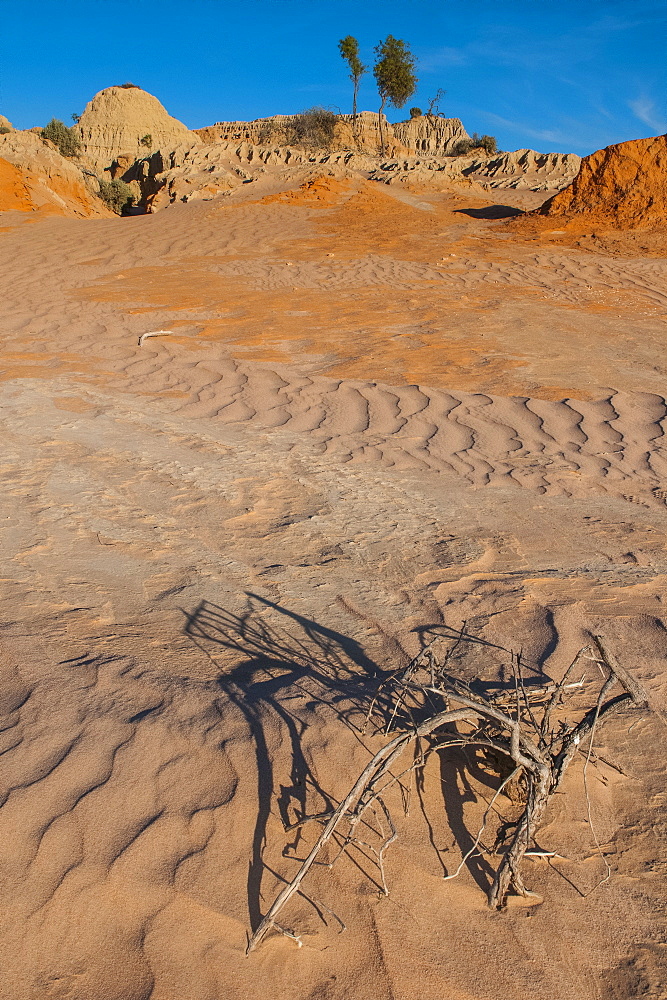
[478,133,498,155]
[409,106,422,118]
[0,126,10,135]
[139,133,152,148]
[118,82,140,89]
[41,118,81,157]
[450,137,475,156]
[285,107,338,151]
[450,132,498,156]
[97,178,135,215]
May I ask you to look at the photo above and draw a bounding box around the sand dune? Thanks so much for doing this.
[0,175,666,999]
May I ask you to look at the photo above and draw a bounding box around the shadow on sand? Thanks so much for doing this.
[454,204,524,220]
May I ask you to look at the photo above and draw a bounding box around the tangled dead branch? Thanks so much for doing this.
[247,631,648,953]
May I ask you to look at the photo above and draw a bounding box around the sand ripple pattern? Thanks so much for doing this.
[126,354,667,504]
[432,251,667,308]
[199,250,667,307]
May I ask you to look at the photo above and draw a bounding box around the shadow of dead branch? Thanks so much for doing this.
[181,594,383,931]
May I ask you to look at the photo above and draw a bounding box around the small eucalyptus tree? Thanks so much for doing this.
[373,35,418,155]
[338,35,367,126]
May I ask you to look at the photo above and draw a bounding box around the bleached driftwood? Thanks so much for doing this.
[137,330,174,346]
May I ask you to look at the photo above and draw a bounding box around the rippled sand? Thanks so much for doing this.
[0,180,665,1000]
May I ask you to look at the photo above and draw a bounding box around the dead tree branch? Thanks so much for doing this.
[247,633,649,952]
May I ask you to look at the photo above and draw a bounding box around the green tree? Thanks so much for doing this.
[41,118,81,158]
[373,35,417,155]
[338,36,367,126]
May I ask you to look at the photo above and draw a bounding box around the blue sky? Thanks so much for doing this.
[0,0,664,154]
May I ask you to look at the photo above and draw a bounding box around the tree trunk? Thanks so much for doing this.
[378,96,387,157]
[487,763,552,908]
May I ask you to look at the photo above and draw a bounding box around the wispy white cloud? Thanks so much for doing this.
[472,109,614,154]
[419,47,468,73]
[481,111,565,147]
[592,103,615,121]
[628,96,667,133]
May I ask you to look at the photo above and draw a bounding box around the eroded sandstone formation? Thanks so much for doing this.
[393,114,469,155]
[540,134,667,227]
[195,111,470,156]
[0,86,584,220]
[0,130,112,217]
[122,139,580,212]
[76,86,198,172]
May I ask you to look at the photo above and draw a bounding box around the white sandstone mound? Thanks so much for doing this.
[76,85,198,172]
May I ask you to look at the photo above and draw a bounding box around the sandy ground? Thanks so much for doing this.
[0,178,666,999]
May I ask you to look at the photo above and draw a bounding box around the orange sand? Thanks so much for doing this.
[0,157,33,212]
[0,170,666,1000]
[71,184,667,398]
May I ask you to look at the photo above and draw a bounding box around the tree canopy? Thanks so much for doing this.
[373,35,417,111]
[373,35,418,153]
[338,35,367,122]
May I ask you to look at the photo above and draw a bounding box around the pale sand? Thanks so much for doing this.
[0,180,666,999]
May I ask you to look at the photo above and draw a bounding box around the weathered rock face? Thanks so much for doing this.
[333,112,412,154]
[0,130,112,217]
[0,157,32,210]
[392,115,469,155]
[195,111,402,155]
[123,139,579,213]
[366,149,580,198]
[0,114,14,132]
[457,148,581,192]
[540,134,667,228]
[195,111,468,156]
[76,86,197,172]
[194,115,294,146]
